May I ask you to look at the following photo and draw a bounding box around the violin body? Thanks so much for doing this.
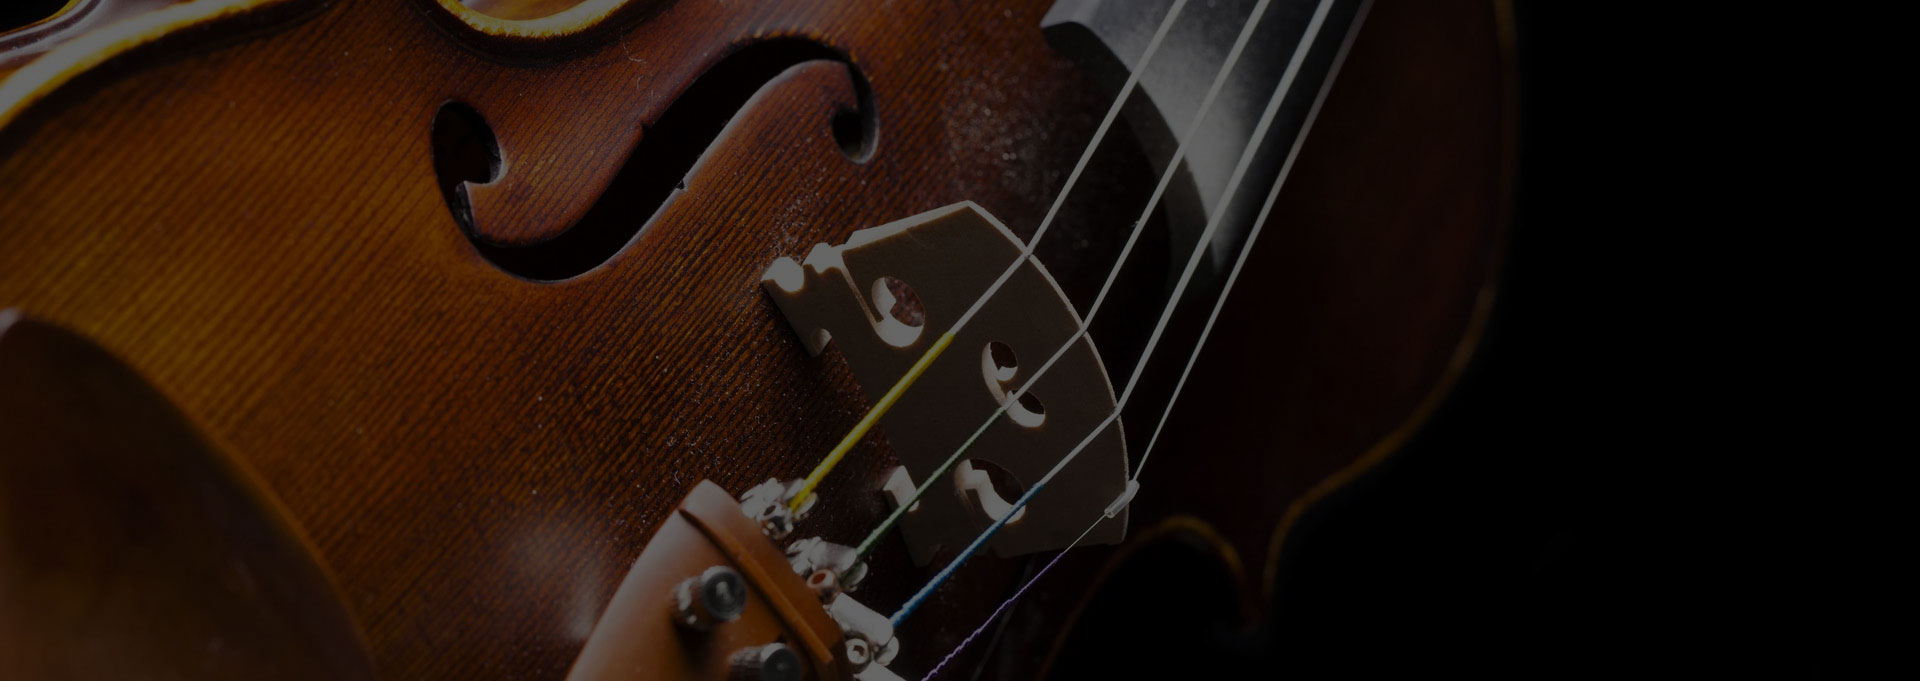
[0,0,1511,678]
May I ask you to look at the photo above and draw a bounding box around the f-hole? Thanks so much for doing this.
[433,39,878,282]
[431,101,500,225]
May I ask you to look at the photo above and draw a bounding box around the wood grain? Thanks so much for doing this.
[0,0,1510,677]
[0,311,376,680]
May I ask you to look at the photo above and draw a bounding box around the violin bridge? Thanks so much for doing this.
[761,202,1130,564]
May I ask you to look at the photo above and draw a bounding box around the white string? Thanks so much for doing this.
[945,0,1192,335]
[1130,0,1367,480]
[916,4,1375,675]
[788,0,1189,510]
[893,0,1341,627]
[859,0,1281,563]
[1004,0,1278,415]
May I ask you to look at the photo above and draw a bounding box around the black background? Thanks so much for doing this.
[2,0,1815,677]
[1257,2,1818,677]
[1044,2,1820,676]
[1,1,65,34]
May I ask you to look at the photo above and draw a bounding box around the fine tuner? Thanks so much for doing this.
[574,478,1138,681]
[571,201,1138,680]
[566,480,887,681]
[1,0,1515,676]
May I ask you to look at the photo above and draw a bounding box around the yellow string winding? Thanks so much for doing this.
[786,331,954,512]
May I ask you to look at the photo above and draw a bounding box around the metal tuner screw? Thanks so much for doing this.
[843,636,873,673]
[673,566,749,631]
[730,642,803,681]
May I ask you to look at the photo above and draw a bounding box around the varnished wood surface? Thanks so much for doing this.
[1033,0,1514,675]
[0,311,376,680]
[1149,0,1512,601]
[0,0,1510,678]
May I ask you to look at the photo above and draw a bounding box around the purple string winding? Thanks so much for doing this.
[920,544,1079,681]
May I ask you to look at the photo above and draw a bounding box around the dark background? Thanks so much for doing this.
[1258,2,1816,677]
[1042,3,1815,677]
[2,1,1811,677]
[0,1,65,34]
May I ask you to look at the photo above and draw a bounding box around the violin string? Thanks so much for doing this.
[891,0,1342,629]
[786,0,1193,513]
[1128,0,1367,483]
[854,0,1278,560]
[917,6,1371,674]
[920,516,1105,681]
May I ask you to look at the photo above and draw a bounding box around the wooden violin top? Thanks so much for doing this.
[0,0,1511,677]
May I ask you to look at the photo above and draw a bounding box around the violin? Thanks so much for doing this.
[0,0,1511,678]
